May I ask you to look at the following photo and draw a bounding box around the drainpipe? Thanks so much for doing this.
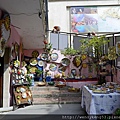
[44,0,49,36]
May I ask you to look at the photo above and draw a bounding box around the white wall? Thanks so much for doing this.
[48,0,120,33]
[3,64,10,107]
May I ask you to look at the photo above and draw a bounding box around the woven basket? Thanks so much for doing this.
[55,78,66,88]
[68,88,80,92]
[37,81,46,86]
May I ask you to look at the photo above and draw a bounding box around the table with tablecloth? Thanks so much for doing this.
[81,86,120,115]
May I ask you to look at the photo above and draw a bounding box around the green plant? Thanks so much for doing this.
[35,69,43,76]
[45,43,52,53]
[26,75,32,86]
[61,48,79,56]
[79,35,110,58]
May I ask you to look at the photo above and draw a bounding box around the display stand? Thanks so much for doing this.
[11,65,33,111]
[98,59,114,84]
[12,84,33,111]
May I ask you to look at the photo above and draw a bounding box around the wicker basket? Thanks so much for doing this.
[37,81,46,86]
[55,78,66,88]
[68,87,80,92]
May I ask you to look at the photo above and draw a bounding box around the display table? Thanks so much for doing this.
[81,86,120,115]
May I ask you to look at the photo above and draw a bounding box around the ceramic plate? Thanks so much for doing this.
[38,60,44,66]
[30,58,38,66]
[58,64,66,73]
[61,58,70,66]
[20,87,26,92]
[49,64,57,71]
[81,54,87,60]
[72,56,81,68]
[82,63,87,68]
[50,53,58,61]
[29,67,37,73]
[32,50,39,58]
[41,53,48,61]
[22,92,27,98]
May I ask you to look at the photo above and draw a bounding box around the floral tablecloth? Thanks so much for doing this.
[81,86,120,115]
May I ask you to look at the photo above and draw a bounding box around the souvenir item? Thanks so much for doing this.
[50,53,58,61]
[22,92,27,98]
[58,64,66,73]
[71,69,77,76]
[37,81,46,86]
[61,58,70,66]
[108,46,117,60]
[38,60,44,67]
[82,63,87,68]
[32,50,39,58]
[30,58,38,66]
[17,95,20,99]
[72,56,81,68]
[17,100,21,104]
[92,89,108,94]
[29,67,37,73]
[88,75,93,78]
[81,54,87,60]
[49,64,57,71]
[28,98,31,103]
[14,60,20,68]
[20,87,26,92]
[41,53,48,61]
[27,91,32,97]
[82,75,86,79]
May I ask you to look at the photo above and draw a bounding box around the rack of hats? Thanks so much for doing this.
[10,60,33,110]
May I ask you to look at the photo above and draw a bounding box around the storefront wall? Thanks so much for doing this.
[48,0,120,83]
[48,1,118,33]
[2,25,21,108]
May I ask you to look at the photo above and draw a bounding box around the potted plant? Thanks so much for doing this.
[79,35,109,59]
[61,48,79,56]
[35,69,43,77]
[79,35,110,84]
[26,74,32,86]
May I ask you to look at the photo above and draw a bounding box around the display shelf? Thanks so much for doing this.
[11,64,33,111]
[13,86,33,106]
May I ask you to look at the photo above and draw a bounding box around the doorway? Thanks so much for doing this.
[0,57,4,107]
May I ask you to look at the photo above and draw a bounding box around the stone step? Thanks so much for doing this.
[32,92,81,98]
[30,86,69,91]
[31,88,81,97]
[30,85,81,104]
[33,96,81,105]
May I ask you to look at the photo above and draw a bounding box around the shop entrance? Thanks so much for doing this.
[0,57,3,107]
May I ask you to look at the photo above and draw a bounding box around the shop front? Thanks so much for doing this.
[0,57,4,107]
[0,8,22,108]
